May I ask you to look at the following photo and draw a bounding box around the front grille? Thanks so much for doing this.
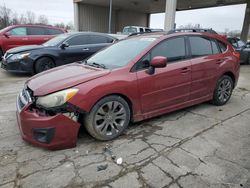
[17,88,33,111]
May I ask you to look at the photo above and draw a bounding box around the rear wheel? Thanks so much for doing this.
[211,75,233,106]
[34,57,55,74]
[84,95,131,141]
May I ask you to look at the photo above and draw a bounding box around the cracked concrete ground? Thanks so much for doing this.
[0,66,250,188]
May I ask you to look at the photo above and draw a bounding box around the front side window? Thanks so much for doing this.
[67,35,89,46]
[189,36,213,57]
[151,37,186,62]
[10,27,27,36]
[135,37,186,71]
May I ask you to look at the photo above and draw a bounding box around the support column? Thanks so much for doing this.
[74,2,80,31]
[164,0,177,31]
[241,0,250,42]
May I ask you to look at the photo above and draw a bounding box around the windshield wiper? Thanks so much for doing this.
[84,61,107,69]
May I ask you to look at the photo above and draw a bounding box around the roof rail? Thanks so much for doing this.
[128,31,163,37]
[167,28,218,34]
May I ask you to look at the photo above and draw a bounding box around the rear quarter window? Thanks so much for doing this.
[217,40,227,52]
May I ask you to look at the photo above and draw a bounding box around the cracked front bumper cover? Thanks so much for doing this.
[16,104,81,150]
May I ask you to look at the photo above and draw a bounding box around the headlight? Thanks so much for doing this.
[36,88,79,108]
[9,53,30,61]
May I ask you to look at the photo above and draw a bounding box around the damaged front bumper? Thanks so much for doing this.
[16,88,81,150]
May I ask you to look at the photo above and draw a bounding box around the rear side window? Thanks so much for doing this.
[89,35,113,44]
[67,35,89,46]
[10,27,27,36]
[151,37,186,62]
[47,28,64,35]
[217,41,227,52]
[189,36,213,57]
[27,27,46,35]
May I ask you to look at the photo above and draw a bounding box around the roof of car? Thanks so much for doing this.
[129,30,225,41]
[60,32,118,39]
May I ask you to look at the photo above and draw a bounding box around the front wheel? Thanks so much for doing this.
[84,95,131,141]
[34,57,55,74]
[211,75,233,106]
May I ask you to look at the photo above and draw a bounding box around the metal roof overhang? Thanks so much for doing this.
[74,0,246,13]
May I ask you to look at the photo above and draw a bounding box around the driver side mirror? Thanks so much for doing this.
[60,42,69,49]
[4,32,11,38]
[147,56,167,75]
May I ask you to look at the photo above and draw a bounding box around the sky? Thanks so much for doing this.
[0,0,247,32]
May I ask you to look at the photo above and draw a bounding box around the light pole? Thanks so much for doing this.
[108,0,113,33]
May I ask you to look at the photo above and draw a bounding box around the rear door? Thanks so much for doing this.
[3,27,29,50]
[188,36,222,101]
[136,37,192,113]
[27,26,50,45]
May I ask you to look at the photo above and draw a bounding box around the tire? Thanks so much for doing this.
[84,95,131,141]
[211,75,233,106]
[34,57,55,74]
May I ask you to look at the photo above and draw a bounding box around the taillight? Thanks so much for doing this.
[233,51,240,61]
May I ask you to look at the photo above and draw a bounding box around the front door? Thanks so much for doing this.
[136,37,191,113]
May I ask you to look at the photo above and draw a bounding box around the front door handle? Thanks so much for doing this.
[180,67,190,74]
[82,48,89,51]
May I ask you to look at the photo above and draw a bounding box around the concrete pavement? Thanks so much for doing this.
[0,66,250,188]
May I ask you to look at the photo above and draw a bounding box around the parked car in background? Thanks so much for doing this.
[0,24,66,59]
[16,31,240,149]
[122,26,152,34]
[227,37,250,64]
[1,32,117,74]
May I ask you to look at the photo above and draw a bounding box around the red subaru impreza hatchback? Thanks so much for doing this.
[16,31,240,150]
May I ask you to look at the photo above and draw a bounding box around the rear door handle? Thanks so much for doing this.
[180,67,190,74]
[22,38,28,41]
[216,59,224,64]
[82,48,89,51]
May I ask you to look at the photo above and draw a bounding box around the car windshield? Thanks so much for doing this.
[43,34,69,47]
[85,37,156,69]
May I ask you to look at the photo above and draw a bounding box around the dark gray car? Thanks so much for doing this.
[1,32,117,74]
[227,37,250,64]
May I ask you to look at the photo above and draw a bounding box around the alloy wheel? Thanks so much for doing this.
[217,78,232,103]
[94,101,127,137]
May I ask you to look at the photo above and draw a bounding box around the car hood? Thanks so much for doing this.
[7,45,47,54]
[26,63,111,96]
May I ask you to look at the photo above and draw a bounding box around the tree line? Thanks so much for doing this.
[0,5,73,30]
